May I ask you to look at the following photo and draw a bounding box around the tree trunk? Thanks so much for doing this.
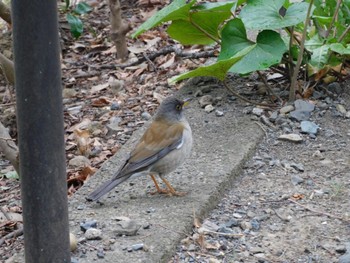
[108,0,130,60]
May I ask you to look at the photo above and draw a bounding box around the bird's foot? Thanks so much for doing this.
[150,188,169,195]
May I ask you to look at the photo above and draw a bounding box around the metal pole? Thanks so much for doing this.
[11,0,70,262]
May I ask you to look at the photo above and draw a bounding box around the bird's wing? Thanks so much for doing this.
[115,120,185,178]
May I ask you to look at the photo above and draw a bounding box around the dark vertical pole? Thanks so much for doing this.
[11,1,70,262]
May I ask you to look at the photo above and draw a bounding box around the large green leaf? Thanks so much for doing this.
[305,35,330,69]
[330,43,350,55]
[132,0,196,38]
[240,0,312,30]
[169,46,254,83]
[66,13,83,38]
[219,19,286,74]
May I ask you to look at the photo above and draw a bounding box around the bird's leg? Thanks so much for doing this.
[149,174,169,195]
[160,177,187,196]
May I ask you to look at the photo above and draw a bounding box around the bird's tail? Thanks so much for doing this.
[86,176,129,202]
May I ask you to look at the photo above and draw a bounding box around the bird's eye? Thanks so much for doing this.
[176,104,182,111]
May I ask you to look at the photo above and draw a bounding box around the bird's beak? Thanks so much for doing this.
[182,98,191,107]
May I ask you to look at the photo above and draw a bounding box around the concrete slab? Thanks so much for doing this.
[68,85,264,262]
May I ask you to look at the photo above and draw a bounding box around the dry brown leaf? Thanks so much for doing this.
[90,83,109,94]
[292,193,305,200]
[74,129,91,157]
[91,97,110,107]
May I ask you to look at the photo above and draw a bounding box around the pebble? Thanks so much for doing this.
[291,175,304,185]
[327,82,342,94]
[269,111,278,122]
[97,249,105,258]
[278,134,303,143]
[250,219,260,230]
[188,244,197,251]
[215,110,224,117]
[280,105,294,114]
[199,95,213,108]
[289,110,311,121]
[113,219,141,236]
[225,219,239,228]
[110,102,120,110]
[132,243,144,251]
[336,104,347,115]
[294,99,315,112]
[198,220,220,233]
[141,111,152,120]
[290,162,304,172]
[252,107,264,116]
[70,233,77,251]
[209,258,221,263]
[109,78,124,95]
[204,104,215,113]
[85,228,102,240]
[240,221,252,230]
[69,155,91,167]
[346,111,350,119]
[300,121,319,135]
[80,220,97,232]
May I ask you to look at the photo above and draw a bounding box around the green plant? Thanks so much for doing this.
[61,0,92,39]
[133,0,350,102]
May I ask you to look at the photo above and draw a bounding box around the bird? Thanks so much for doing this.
[86,96,193,202]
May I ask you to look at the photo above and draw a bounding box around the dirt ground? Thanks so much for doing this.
[172,82,350,263]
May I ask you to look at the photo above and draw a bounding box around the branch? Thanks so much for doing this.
[96,46,217,69]
[289,0,314,101]
[0,52,15,85]
[0,0,11,24]
[0,121,19,175]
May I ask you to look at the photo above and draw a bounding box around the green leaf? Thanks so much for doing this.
[240,0,313,30]
[330,43,350,55]
[74,2,92,15]
[67,13,83,38]
[167,1,234,45]
[169,46,254,83]
[219,19,287,74]
[305,35,330,69]
[5,171,19,180]
[132,0,196,38]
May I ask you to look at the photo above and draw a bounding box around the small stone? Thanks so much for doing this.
[209,258,221,263]
[300,121,319,135]
[69,155,91,167]
[289,110,311,121]
[113,219,141,236]
[71,257,79,263]
[250,219,260,230]
[217,226,234,233]
[204,104,215,113]
[335,245,347,253]
[291,175,304,185]
[215,110,224,117]
[198,220,220,233]
[345,111,350,119]
[327,82,342,94]
[250,247,264,254]
[269,111,278,122]
[336,104,347,115]
[70,233,78,251]
[225,219,239,228]
[194,89,203,97]
[290,162,304,172]
[132,243,144,251]
[294,99,315,112]
[97,249,105,258]
[80,220,97,232]
[199,95,213,108]
[252,107,264,116]
[232,213,243,219]
[141,112,152,120]
[278,134,303,143]
[62,88,77,98]
[280,105,294,114]
[85,228,102,240]
[240,221,252,230]
[110,102,120,110]
[320,159,333,166]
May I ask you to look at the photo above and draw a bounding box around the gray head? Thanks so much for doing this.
[155,97,187,122]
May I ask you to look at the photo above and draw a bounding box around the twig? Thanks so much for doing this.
[324,0,341,39]
[257,70,283,104]
[95,47,217,69]
[289,0,314,101]
[338,24,350,43]
[288,198,349,222]
[0,226,24,246]
[254,121,268,137]
[142,53,157,72]
[222,79,277,108]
